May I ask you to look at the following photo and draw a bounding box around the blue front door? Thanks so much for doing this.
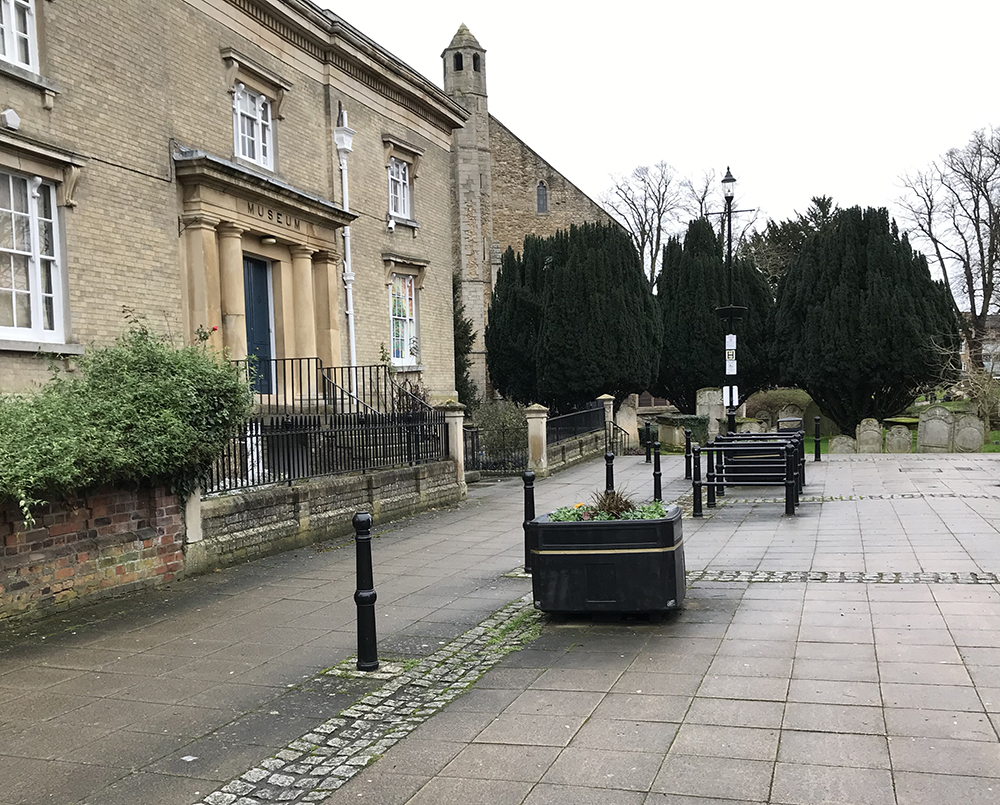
[243,256,272,394]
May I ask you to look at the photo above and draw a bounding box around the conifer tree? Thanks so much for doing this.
[452,272,478,408]
[773,206,961,434]
[654,218,773,413]
[486,222,660,410]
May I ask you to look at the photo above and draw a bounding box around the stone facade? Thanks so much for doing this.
[0,0,465,402]
[442,25,613,395]
[1,487,183,625]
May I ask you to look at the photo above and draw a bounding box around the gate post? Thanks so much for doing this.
[437,402,467,499]
[525,404,550,477]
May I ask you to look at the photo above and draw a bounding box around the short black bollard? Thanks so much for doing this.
[784,444,796,516]
[706,444,716,508]
[522,470,536,573]
[692,446,703,517]
[653,441,662,501]
[605,451,615,493]
[684,429,693,480]
[814,416,822,462]
[353,511,379,671]
[644,421,652,464]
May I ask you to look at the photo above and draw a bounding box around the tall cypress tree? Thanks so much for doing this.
[654,218,773,413]
[773,206,961,433]
[487,222,661,410]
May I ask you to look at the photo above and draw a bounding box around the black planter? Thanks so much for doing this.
[526,506,685,613]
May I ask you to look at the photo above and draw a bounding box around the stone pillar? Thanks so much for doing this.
[525,403,549,477]
[312,250,342,368]
[182,214,221,350]
[217,222,247,361]
[438,401,467,498]
[290,245,317,358]
[598,394,614,427]
[183,488,202,544]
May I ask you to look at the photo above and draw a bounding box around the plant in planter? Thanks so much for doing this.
[526,488,685,614]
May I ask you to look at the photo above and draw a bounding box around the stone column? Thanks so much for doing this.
[290,245,317,358]
[525,403,549,477]
[216,222,247,361]
[438,401,467,498]
[182,214,221,349]
[598,394,614,427]
[312,250,342,368]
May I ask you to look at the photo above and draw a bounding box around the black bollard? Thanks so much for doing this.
[684,429,692,480]
[706,444,716,508]
[784,444,796,516]
[692,446,703,517]
[814,416,822,462]
[605,451,615,493]
[522,471,536,574]
[653,441,662,501]
[644,421,652,464]
[353,511,379,671]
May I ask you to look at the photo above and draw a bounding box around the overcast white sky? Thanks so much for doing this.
[320,0,998,230]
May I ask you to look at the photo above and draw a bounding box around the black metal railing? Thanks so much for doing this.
[463,424,528,475]
[232,357,328,414]
[547,405,605,444]
[606,421,631,456]
[210,360,447,493]
[205,409,447,494]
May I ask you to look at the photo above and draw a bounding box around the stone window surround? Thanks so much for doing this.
[383,134,422,229]
[0,130,83,354]
[383,252,427,370]
[536,180,548,214]
[223,47,292,174]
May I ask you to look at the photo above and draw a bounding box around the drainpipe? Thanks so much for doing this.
[334,105,358,379]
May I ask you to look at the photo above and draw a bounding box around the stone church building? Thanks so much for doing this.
[0,2,606,404]
[442,24,612,395]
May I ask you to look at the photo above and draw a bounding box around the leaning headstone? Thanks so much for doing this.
[697,387,725,438]
[614,393,641,445]
[884,425,913,454]
[778,403,804,422]
[917,405,954,452]
[829,435,857,454]
[855,418,882,453]
[953,413,985,453]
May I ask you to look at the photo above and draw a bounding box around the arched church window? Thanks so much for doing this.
[473,53,481,72]
[537,182,548,214]
[454,53,463,71]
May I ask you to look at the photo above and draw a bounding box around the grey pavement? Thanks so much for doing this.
[2,452,1000,804]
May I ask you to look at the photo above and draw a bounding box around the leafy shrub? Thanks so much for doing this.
[549,490,670,522]
[469,400,527,456]
[0,327,252,522]
[744,388,813,424]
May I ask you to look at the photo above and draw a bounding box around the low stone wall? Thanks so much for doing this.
[187,460,463,573]
[1,488,183,626]
[546,431,606,475]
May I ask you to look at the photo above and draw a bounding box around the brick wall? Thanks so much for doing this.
[0,487,183,626]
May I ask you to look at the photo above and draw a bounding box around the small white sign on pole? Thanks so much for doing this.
[726,360,737,376]
[726,333,737,349]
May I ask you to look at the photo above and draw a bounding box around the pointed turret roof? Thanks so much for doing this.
[445,23,484,52]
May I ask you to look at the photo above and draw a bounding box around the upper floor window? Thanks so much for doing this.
[388,157,410,220]
[0,0,36,71]
[0,169,63,342]
[389,273,417,366]
[453,53,463,71]
[537,181,548,214]
[473,53,481,72]
[233,82,272,170]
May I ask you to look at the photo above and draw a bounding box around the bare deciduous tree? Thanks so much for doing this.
[900,127,1000,368]
[602,161,685,286]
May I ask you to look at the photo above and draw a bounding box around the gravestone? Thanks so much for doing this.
[855,418,882,453]
[829,435,857,454]
[917,405,954,452]
[696,387,725,439]
[614,393,641,445]
[778,403,804,422]
[953,413,985,453]
[884,425,912,454]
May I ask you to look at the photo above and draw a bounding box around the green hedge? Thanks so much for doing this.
[0,327,252,523]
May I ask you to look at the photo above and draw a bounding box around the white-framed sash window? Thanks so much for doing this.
[0,169,63,342]
[388,157,410,220]
[233,82,273,170]
[389,273,417,365]
[0,0,36,71]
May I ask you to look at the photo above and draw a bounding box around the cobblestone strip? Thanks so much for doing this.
[688,569,1000,584]
[193,596,541,805]
[715,492,1000,504]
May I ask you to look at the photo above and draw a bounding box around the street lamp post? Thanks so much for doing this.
[714,167,747,435]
